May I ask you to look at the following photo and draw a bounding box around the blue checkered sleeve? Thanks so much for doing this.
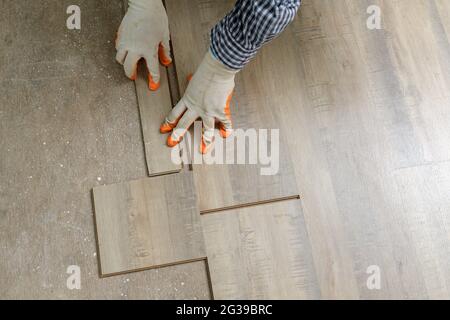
[210,0,301,70]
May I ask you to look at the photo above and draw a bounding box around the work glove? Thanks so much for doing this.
[160,50,238,154]
[115,0,172,91]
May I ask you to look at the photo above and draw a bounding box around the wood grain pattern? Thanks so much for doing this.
[280,0,450,298]
[166,0,299,213]
[135,62,182,176]
[93,172,206,277]
[393,162,450,299]
[1,0,450,299]
[122,0,181,177]
[168,0,450,299]
[202,200,319,299]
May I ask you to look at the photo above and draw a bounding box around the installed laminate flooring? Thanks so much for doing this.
[93,172,206,277]
[165,0,299,213]
[280,0,450,298]
[168,0,450,299]
[202,200,319,300]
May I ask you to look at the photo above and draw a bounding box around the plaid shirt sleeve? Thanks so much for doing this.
[210,0,301,70]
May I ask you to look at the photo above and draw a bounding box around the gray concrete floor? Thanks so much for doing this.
[0,0,211,299]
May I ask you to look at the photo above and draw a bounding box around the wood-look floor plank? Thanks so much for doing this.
[257,30,361,298]
[122,0,181,177]
[135,62,182,176]
[277,0,427,298]
[202,200,320,300]
[166,0,450,299]
[166,0,299,213]
[93,172,206,276]
[393,162,450,299]
[283,0,450,298]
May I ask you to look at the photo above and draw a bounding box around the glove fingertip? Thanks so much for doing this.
[159,43,172,67]
[167,135,181,148]
[200,138,214,155]
[148,73,161,91]
[116,50,127,65]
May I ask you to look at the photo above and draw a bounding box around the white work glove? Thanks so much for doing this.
[160,50,239,154]
[115,0,172,91]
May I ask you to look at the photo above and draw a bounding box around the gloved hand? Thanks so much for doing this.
[160,50,239,154]
[116,0,172,91]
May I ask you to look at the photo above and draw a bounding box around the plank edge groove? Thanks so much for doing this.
[200,195,301,215]
[98,257,208,278]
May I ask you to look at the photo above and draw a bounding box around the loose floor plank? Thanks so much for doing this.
[93,172,206,277]
[165,0,299,213]
[135,62,182,176]
[122,0,181,177]
[202,200,319,299]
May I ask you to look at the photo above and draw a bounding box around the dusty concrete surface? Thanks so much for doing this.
[0,0,211,299]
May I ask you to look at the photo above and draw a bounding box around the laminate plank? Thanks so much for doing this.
[255,31,361,298]
[345,0,450,167]
[202,200,319,300]
[135,62,182,176]
[121,0,181,177]
[166,0,299,213]
[174,0,450,298]
[282,0,450,298]
[279,1,428,298]
[166,0,360,297]
[93,172,206,276]
[393,162,450,299]
[342,1,450,297]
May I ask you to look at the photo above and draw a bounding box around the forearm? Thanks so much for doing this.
[210,0,301,70]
